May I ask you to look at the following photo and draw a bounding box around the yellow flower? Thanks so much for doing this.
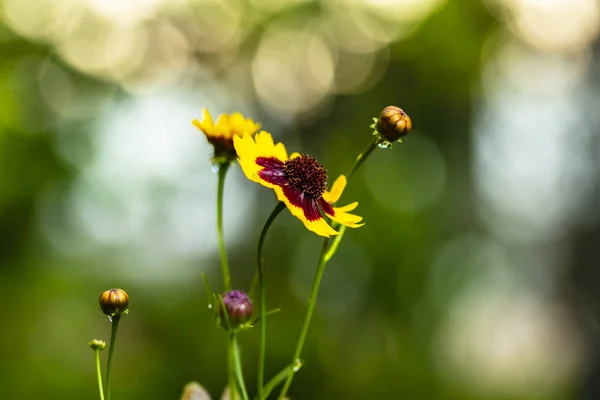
[233,131,364,237]
[193,108,261,160]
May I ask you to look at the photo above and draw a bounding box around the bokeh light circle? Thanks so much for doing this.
[364,134,446,213]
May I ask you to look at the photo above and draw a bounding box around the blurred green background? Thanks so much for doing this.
[1,0,599,399]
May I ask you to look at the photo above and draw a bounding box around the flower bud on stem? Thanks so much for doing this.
[218,290,254,330]
[99,289,129,400]
[278,107,411,398]
[375,105,412,143]
[217,291,254,400]
[89,340,106,400]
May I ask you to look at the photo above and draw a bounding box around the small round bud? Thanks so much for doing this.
[99,288,129,317]
[376,106,412,142]
[218,290,253,329]
[89,339,106,351]
[181,382,211,400]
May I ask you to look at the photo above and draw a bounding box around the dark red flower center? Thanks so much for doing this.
[282,155,327,199]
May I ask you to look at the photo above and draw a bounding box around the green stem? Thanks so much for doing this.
[95,349,105,400]
[346,137,379,181]
[105,315,120,400]
[324,226,346,263]
[325,137,380,262]
[228,335,237,400]
[278,137,380,399]
[256,201,286,397]
[259,361,299,400]
[217,162,235,399]
[278,239,329,399]
[217,162,232,291]
[216,162,237,398]
[232,333,250,400]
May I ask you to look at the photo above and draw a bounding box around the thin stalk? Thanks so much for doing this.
[325,137,379,262]
[256,201,286,397]
[217,162,232,291]
[232,333,250,400]
[228,337,237,400]
[324,225,346,263]
[259,362,298,400]
[278,239,329,399]
[278,137,380,399]
[217,162,236,399]
[346,137,379,181]
[105,315,120,400]
[94,349,105,400]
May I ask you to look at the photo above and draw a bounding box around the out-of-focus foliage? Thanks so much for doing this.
[1,0,599,399]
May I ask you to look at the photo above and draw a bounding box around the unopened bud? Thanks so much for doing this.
[99,288,129,317]
[218,290,253,329]
[89,339,106,351]
[375,105,412,142]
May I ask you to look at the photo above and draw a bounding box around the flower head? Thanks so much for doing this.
[193,108,261,161]
[218,290,253,329]
[99,288,129,317]
[234,131,364,237]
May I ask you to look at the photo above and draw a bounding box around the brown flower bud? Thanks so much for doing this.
[376,106,412,142]
[99,288,129,317]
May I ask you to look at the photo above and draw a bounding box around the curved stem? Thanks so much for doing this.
[346,137,379,181]
[95,349,105,400]
[325,137,379,262]
[278,137,380,399]
[278,238,329,399]
[256,201,286,397]
[232,333,250,400]
[105,315,120,400]
[259,361,298,400]
[217,162,232,291]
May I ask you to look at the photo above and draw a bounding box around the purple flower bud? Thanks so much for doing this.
[219,290,253,328]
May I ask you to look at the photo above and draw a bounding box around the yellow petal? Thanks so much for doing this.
[327,202,364,228]
[192,118,204,132]
[329,209,364,228]
[229,112,246,135]
[249,121,262,134]
[255,131,275,153]
[334,201,358,213]
[215,114,231,137]
[273,143,288,161]
[273,186,339,237]
[303,216,341,237]
[234,134,277,189]
[289,152,301,159]
[253,131,288,160]
[241,118,261,136]
[234,135,260,181]
[323,175,346,204]
[201,108,214,126]
[192,108,217,137]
